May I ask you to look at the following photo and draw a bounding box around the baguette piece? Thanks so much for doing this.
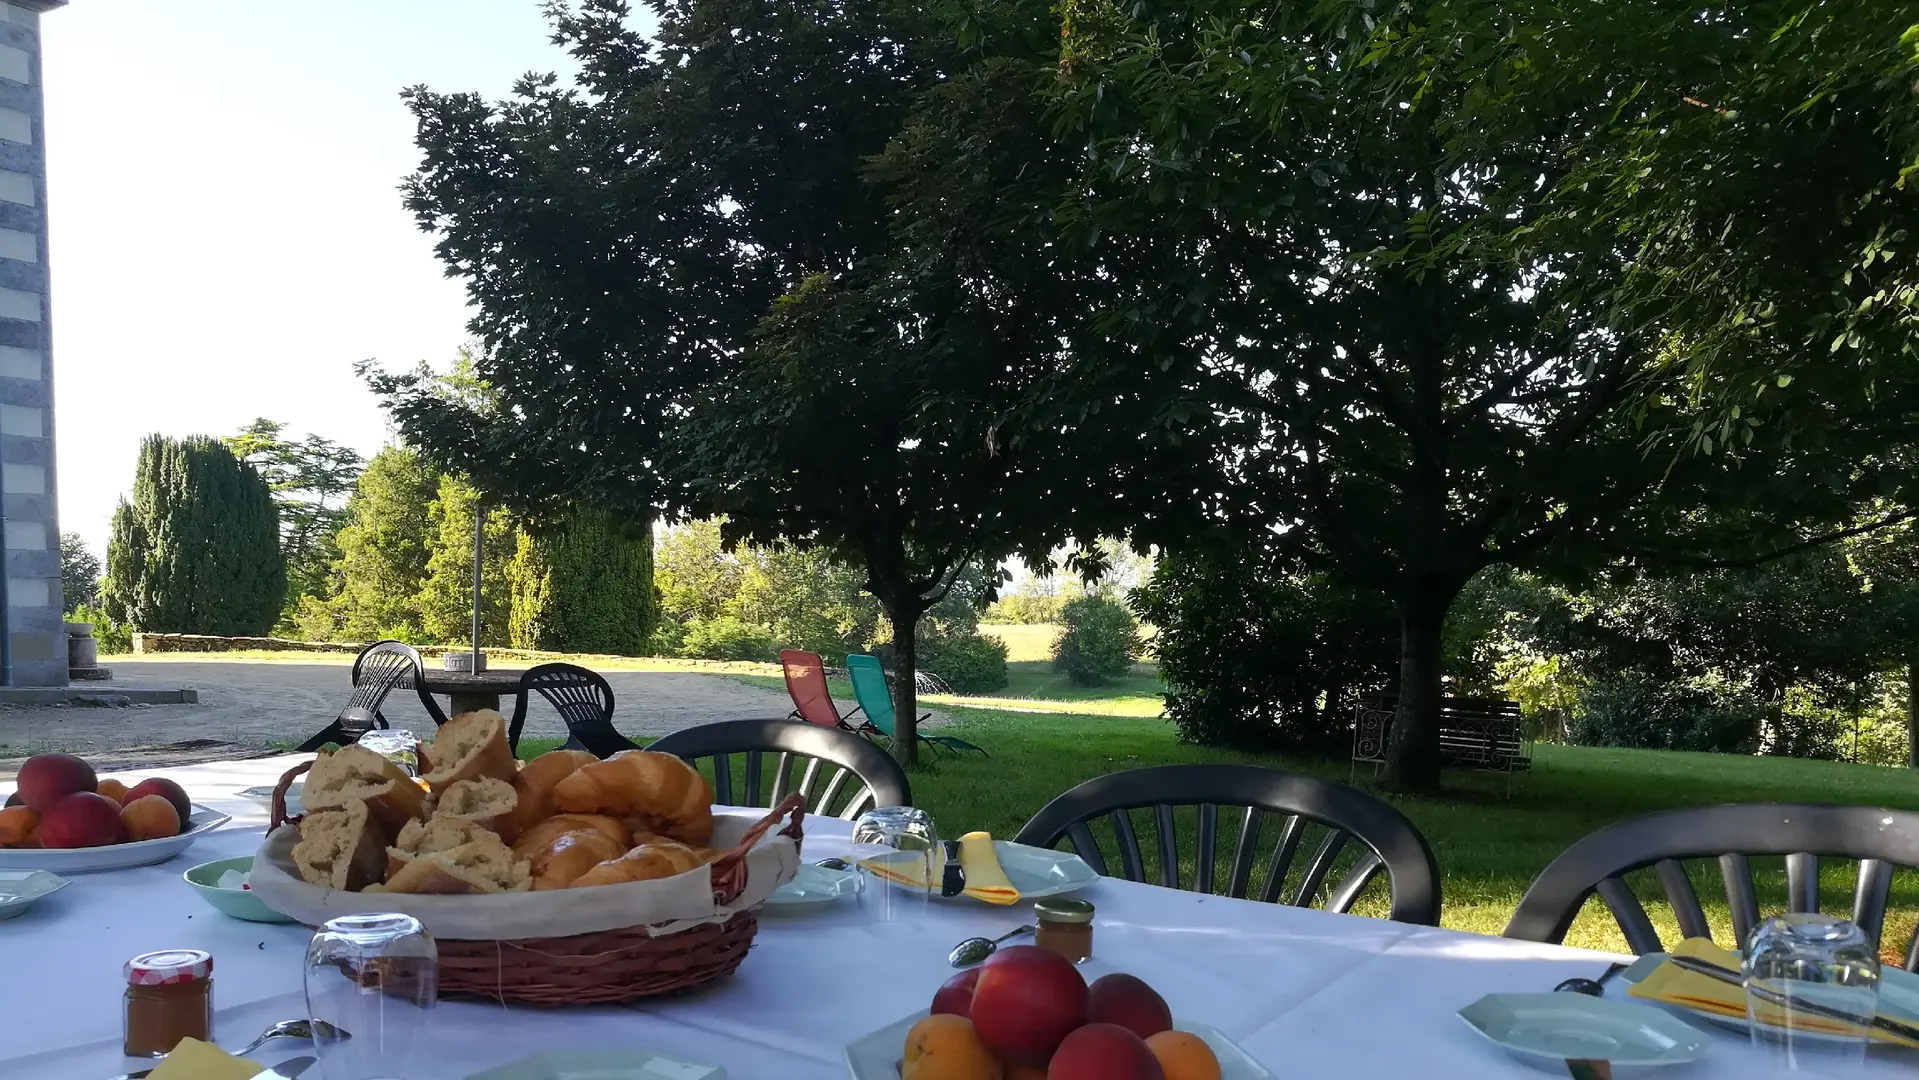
[291,800,387,891]
[421,709,517,790]
[526,829,628,890]
[429,776,517,836]
[510,813,631,859]
[552,750,714,845]
[388,816,493,879]
[501,749,597,841]
[383,833,531,894]
[302,745,426,841]
[570,839,714,888]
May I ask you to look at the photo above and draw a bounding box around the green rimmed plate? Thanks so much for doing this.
[183,855,297,923]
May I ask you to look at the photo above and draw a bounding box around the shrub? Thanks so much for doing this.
[1567,673,1763,754]
[68,603,132,654]
[679,615,777,662]
[509,506,656,655]
[924,633,1010,693]
[1052,594,1142,686]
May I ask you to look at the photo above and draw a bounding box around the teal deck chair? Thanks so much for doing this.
[844,653,987,756]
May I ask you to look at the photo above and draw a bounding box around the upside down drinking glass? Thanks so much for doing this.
[305,912,438,1080]
[852,806,939,934]
[1744,913,1880,1071]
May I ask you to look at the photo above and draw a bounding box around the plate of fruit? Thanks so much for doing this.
[845,944,1274,1079]
[0,753,230,872]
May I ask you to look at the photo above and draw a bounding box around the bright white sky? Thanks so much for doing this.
[44,1,594,555]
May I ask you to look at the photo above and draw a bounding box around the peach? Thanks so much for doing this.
[1006,1065,1048,1080]
[970,945,1088,1066]
[0,805,39,847]
[1145,1031,1221,1080]
[16,753,96,812]
[1047,1023,1164,1080]
[126,777,192,827]
[1086,973,1173,1040]
[902,1013,1003,1080]
[94,779,131,805]
[39,792,125,848]
[933,966,984,1019]
[121,795,183,842]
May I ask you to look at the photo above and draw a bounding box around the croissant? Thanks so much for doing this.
[510,813,631,858]
[552,750,714,845]
[501,749,596,841]
[302,746,426,841]
[292,800,387,891]
[383,834,531,895]
[570,839,714,888]
[526,828,628,890]
[421,709,517,790]
[429,776,517,836]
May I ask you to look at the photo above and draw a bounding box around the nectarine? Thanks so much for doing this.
[121,795,183,842]
[126,777,192,827]
[1086,973,1173,1040]
[971,945,1088,1066]
[16,753,96,812]
[933,966,984,1019]
[903,1013,1003,1080]
[1048,1023,1164,1080]
[1145,1031,1221,1080]
[39,791,125,848]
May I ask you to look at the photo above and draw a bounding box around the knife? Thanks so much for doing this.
[1665,955,1919,1043]
[940,839,965,898]
[247,1057,318,1080]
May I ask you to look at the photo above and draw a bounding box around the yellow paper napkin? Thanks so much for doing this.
[147,1037,263,1080]
[857,831,1022,905]
[1627,937,1918,1047]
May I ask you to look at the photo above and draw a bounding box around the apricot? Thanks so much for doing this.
[94,779,130,805]
[0,805,40,847]
[39,791,125,848]
[970,945,1088,1066]
[121,795,184,842]
[1047,1023,1163,1080]
[1145,1031,1221,1080]
[126,777,192,827]
[1086,973,1173,1040]
[903,1013,1003,1080]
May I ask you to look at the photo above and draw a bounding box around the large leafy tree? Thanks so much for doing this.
[224,418,365,622]
[299,446,440,642]
[508,506,657,655]
[371,0,1096,761]
[59,532,99,614]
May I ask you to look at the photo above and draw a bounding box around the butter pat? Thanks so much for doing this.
[147,1037,263,1080]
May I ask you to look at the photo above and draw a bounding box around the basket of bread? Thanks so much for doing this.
[246,709,804,1005]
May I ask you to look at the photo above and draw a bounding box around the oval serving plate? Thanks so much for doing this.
[1458,992,1710,1071]
[765,861,857,913]
[0,805,230,873]
[870,841,1099,904]
[0,869,69,919]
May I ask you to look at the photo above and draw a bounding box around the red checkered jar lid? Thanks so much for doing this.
[124,949,213,986]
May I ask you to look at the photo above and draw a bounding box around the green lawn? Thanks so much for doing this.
[522,708,1919,960]
[979,623,1061,662]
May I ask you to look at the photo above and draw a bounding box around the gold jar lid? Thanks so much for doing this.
[1033,897,1095,924]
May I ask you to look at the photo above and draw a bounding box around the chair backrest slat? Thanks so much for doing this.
[769,752,795,804]
[1597,876,1664,955]
[647,718,910,820]
[711,752,734,805]
[1654,859,1711,941]
[1853,858,1893,947]
[1014,764,1441,925]
[1786,852,1819,913]
[1720,853,1760,947]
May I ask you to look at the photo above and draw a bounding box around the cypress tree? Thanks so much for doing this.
[509,506,656,655]
[101,434,286,634]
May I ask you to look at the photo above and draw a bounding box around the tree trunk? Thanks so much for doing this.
[1908,653,1918,768]
[887,600,921,768]
[1382,591,1451,793]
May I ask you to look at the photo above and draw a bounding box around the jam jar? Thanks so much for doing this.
[1033,897,1095,963]
[123,949,213,1057]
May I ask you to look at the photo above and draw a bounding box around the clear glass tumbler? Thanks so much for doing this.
[1744,912,1880,1070]
[305,912,438,1080]
[355,729,424,778]
[852,806,939,934]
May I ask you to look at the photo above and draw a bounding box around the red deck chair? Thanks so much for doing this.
[780,649,862,731]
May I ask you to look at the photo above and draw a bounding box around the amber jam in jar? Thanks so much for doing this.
[123,949,213,1057]
[1033,897,1095,963]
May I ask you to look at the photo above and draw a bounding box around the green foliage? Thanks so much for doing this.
[59,532,99,613]
[679,615,777,663]
[731,542,880,664]
[984,593,1064,625]
[654,519,740,625]
[925,633,1010,693]
[102,434,285,634]
[1568,672,1764,755]
[508,506,656,655]
[1051,594,1141,687]
[66,603,131,654]
[1134,548,1398,753]
[417,474,516,647]
[224,418,364,628]
[296,447,439,642]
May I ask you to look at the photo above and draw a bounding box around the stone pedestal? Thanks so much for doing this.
[64,618,108,680]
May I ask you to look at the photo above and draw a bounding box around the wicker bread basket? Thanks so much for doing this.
[249,760,805,1005]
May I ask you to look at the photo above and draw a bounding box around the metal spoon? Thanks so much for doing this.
[815,857,851,871]
[108,1020,347,1079]
[948,924,1036,968]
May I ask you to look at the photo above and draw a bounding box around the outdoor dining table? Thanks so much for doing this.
[417,668,526,715]
[0,755,1902,1079]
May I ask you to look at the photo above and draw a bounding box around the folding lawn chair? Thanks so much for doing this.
[844,653,986,756]
[779,648,861,731]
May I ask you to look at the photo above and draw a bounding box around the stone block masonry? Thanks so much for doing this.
[0,0,65,686]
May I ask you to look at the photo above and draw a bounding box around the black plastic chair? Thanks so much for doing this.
[508,663,638,757]
[646,718,912,819]
[1505,803,1919,968]
[296,640,448,752]
[1012,764,1442,925]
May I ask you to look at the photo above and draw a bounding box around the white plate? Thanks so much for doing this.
[873,842,1100,904]
[1615,952,1919,1040]
[0,805,230,873]
[1459,992,1711,1071]
[0,869,68,919]
[240,783,303,816]
[846,1010,1274,1079]
[465,1050,725,1079]
[766,862,857,911]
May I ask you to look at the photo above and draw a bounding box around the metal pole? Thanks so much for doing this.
[471,502,483,668]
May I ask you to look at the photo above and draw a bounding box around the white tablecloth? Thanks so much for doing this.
[0,756,1904,1078]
